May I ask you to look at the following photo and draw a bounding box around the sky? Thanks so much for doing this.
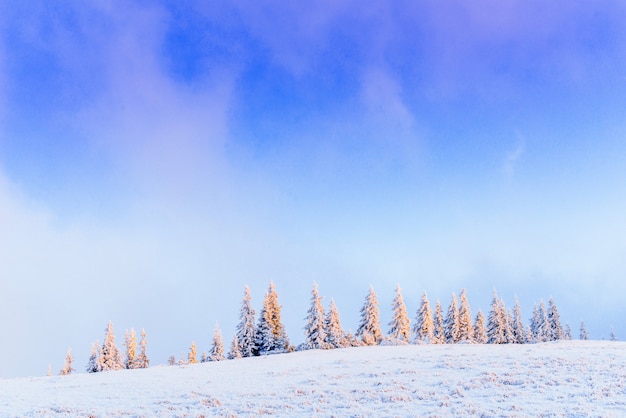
[1,0,625,378]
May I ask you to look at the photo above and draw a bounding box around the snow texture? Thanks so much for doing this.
[1,341,625,417]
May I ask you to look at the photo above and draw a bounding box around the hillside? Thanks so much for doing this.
[1,341,625,417]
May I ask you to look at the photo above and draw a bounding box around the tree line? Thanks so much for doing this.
[56,282,613,375]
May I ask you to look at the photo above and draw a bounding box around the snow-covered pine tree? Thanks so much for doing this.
[547,297,564,341]
[473,310,488,344]
[511,297,526,344]
[236,286,257,357]
[487,291,506,344]
[86,341,102,373]
[304,283,328,349]
[124,328,138,369]
[136,328,149,368]
[433,300,446,344]
[188,341,198,364]
[388,284,410,343]
[168,355,176,366]
[529,303,539,342]
[580,321,589,340]
[255,281,290,355]
[610,328,617,341]
[356,287,383,345]
[445,293,460,344]
[101,322,124,371]
[458,289,474,343]
[536,301,550,342]
[209,323,226,361]
[229,334,242,359]
[59,348,74,376]
[503,306,514,343]
[413,291,434,344]
[564,323,572,340]
[324,299,346,349]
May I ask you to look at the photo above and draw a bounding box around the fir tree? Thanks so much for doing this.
[503,307,514,343]
[432,300,446,344]
[304,283,328,349]
[324,299,346,349]
[86,341,102,373]
[458,289,474,343]
[136,328,149,368]
[236,286,257,357]
[535,301,550,342]
[579,321,589,340]
[487,291,506,344]
[188,341,198,364]
[168,355,176,366]
[413,291,434,344]
[445,293,460,343]
[610,328,617,341]
[124,328,138,369]
[255,281,290,355]
[356,287,383,345]
[473,310,488,344]
[388,284,411,343]
[564,323,572,340]
[511,297,526,344]
[101,322,124,371]
[547,297,564,341]
[59,348,74,376]
[209,323,226,361]
[229,334,243,359]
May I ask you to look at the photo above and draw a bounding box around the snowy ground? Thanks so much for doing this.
[1,341,625,417]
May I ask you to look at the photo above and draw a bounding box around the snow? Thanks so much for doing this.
[1,341,625,417]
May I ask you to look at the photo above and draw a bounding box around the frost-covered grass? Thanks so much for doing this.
[2,341,625,417]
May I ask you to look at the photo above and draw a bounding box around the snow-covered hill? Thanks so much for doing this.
[2,341,625,417]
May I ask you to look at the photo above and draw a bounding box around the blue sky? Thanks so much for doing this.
[1,0,626,377]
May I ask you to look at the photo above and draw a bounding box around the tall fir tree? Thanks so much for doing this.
[503,307,514,343]
[210,323,226,361]
[511,297,526,344]
[324,299,347,349]
[229,334,243,359]
[124,328,138,369]
[101,322,124,371]
[473,310,488,344]
[535,301,550,342]
[304,283,328,349]
[188,341,198,364]
[236,286,257,357]
[356,287,383,345]
[388,284,411,343]
[580,321,589,340]
[255,281,290,355]
[136,328,149,368]
[547,297,564,341]
[59,348,74,376]
[458,289,474,343]
[445,293,460,343]
[432,300,446,344]
[413,291,434,344]
[86,341,102,373]
[487,291,506,344]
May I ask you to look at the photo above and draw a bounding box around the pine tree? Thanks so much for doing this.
[236,286,257,357]
[458,289,474,343]
[255,281,290,355]
[445,293,460,343]
[101,322,124,371]
[564,323,572,340]
[188,341,198,364]
[209,323,226,361]
[356,287,383,345]
[579,321,589,340]
[388,284,410,343]
[511,297,525,344]
[413,291,434,344]
[124,328,138,369]
[168,355,176,366]
[610,328,617,341]
[547,297,564,341]
[136,328,149,368]
[503,307,514,343]
[59,348,74,376]
[487,291,506,344]
[473,310,488,344]
[324,299,346,349]
[304,283,328,349]
[86,341,102,373]
[432,300,446,344]
[229,334,243,359]
[535,301,550,342]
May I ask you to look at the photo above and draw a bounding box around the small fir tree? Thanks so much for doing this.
[547,297,564,341]
[432,300,446,344]
[255,282,290,355]
[324,299,346,349]
[188,341,198,364]
[388,284,411,343]
[610,328,617,341]
[445,293,460,343]
[535,301,550,342]
[356,287,383,345]
[564,323,572,340]
[236,286,257,357]
[136,328,149,368]
[124,328,138,369]
[101,322,124,371]
[59,348,74,376]
[458,289,474,343]
[209,323,226,361]
[473,310,488,344]
[86,341,102,373]
[579,321,589,340]
[168,355,176,366]
[413,291,434,344]
[229,334,243,359]
[511,297,526,344]
[304,283,328,349]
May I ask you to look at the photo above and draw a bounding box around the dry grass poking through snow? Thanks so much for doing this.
[1,341,625,417]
